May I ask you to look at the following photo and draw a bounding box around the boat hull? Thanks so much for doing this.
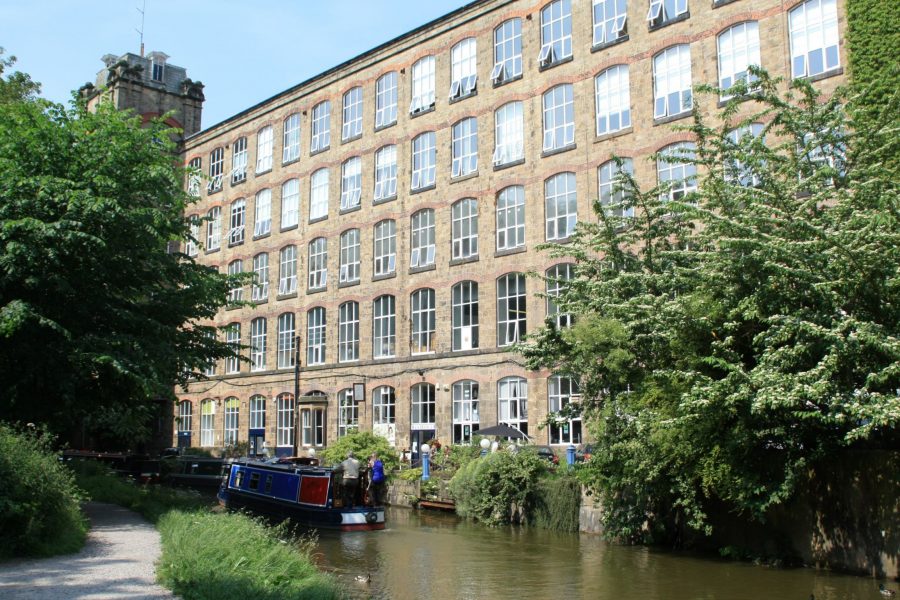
[218,459,385,531]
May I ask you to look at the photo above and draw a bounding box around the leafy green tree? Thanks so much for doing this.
[319,431,399,477]
[521,72,899,542]
[0,87,241,444]
[0,48,41,104]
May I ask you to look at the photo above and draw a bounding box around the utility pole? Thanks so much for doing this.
[293,335,300,457]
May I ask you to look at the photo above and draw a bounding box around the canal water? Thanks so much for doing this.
[314,506,879,600]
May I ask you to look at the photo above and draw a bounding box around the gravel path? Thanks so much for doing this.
[0,502,177,599]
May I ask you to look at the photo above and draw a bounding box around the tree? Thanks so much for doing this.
[0,48,41,104]
[521,72,900,543]
[0,90,241,445]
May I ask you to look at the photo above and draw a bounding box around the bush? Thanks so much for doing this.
[449,448,549,526]
[157,510,340,600]
[0,423,87,558]
[319,431,398,478]
[530,473,582,532]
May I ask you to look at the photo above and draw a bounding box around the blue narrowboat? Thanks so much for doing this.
[218,458,385,531]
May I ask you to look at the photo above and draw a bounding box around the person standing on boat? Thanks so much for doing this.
[368,452,385,506]
[341,451,360,507]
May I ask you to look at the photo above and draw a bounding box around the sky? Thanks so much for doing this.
[1,0,468,128]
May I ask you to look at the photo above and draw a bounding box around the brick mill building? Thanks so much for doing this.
[164,0,847,458]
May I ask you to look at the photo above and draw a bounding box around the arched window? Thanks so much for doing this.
[497,377,528,436]
[223,397,239,446]
[276,393,295,450]
[373,386,396,425]
[200,399,216,447]
[411,383,436,429]
[549,375,581,445]
[338,388,358,437]
[544,172,577,241]
[451,281,479,351]
[546,263,575,328]
[497,273,526,346]
[452,380,480,444]
[410,288,436,354]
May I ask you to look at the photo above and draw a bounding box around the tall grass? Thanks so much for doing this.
[0,423,87,559]
[157,511,341,600]
[70,460,208,522]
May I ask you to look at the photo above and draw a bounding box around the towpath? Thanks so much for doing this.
[0,502,176,599]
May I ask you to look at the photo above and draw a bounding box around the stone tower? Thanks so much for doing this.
[80,50,204,140]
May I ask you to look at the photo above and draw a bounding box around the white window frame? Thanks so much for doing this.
[300,406,325,448]
[340,156,362,211]
[450,38,478,100]
[539,0,573,67]
[411,132,436,190]
[452,281,479,351]
[229,199,245,246]
[225,323,241,374]
[187,157,202,198]
[492,18,522,84]
[657,142,698,202]
[278,245,297,296]
[200,399,215,447]
[224,397,239,446]
[254,189,271,237]
[453,380,480,444]
[206,206,221,251]
[373,386,396,425]
[281,179,299,229]
[549,374,582,445]
[599,158,635,218]
[410,209,436,269]
[227,260,243,303]
[373,295,396,359]
[542,84,575,152]
[497,377,528,435]
[208,148,224,193]
[307,237,327,290]
[374,145,397,201]
[339,228,360,284]
[283,113,301,163]
[595,65,631,136]
[725,124,764,187]
[410,288,436,355]
[546,263,575,329]
[718,21,761,98]
[338,301,360,363]
[276,393,295,449]
[306,307,326,366]
[310,100,331,153]
[544,172,578,241]
[653,45,693,119]
[647,0,688,28]
[250,317,267,372]
[256,125,273,173]
[338,389,359,437]
[276,312,295,369]
[496,186,525,251]
[252,252,269,301]
[249,395,265,430]
[411,383,436,430]
[451,117,478,178]
[592,0,628,47]
[178,400,192,435]
[493,101,524,166]
[375,71,398,129]
[410,56,436,114]
[451,198,478,260]
[231,137,247,184]
[342,86,363,141]
[185,215,199,257]
[373,220,396,276]
[497,272,526,347]
[789,0,839,79]
[310,168,329,221]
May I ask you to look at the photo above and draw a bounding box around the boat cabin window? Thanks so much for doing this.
[264,475,273,493]
[249,472,261,490]
[234,470,245,487]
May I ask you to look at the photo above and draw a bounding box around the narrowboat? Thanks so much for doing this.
[218,457,385,531]
[160,455,227,490]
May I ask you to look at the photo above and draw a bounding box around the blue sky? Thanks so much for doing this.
[1,0,467,128]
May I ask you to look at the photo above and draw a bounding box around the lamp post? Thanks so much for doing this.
[293,334,301,458]
[421,443,431,481]
[479,437,491,457]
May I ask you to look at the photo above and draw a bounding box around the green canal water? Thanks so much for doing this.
[314,506,881,600]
